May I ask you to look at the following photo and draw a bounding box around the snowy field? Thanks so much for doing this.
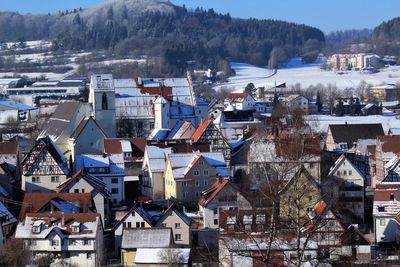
[306,114,400,134]
[214,57,400,92]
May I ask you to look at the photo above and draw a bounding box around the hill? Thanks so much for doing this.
[373,17,400,56]
[0,0,325,72]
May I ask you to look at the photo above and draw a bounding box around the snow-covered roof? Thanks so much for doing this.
[148,128,170,141]
[15,213,100,239]
[134,248,190,264]
[146,146,173,172]
[120,140,132,153]
[0,100,37,111]
[121,228,172,249]
[167,121,195,140]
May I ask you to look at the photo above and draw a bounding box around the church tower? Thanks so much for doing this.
[89,74,116,137]
[154,96,170,129]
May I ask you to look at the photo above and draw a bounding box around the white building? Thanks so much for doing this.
[75,154,124,204]
[89,74,116,138]
[283,94,309,113]
[224,93,256,111]
[0,99,38,124]
[15,213,103,267]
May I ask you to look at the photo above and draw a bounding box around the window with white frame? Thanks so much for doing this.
[175,223,181,229]
[51,176,59,183]
[175,234,182,241]
[193,170,200,176]
[32,176,40,183]
[50,240,59,246]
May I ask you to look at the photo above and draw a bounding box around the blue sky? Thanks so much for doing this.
[1,0,399,33]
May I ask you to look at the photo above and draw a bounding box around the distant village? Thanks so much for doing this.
[1,56,400,266]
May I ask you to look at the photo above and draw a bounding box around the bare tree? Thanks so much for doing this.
[0,239,31,266]
[158,248,186,267]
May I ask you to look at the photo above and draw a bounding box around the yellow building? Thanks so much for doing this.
[164,152,228,203]
[279,167,322,224]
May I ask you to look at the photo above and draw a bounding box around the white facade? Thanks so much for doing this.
[89,74,116,138]
[154,96,170,129]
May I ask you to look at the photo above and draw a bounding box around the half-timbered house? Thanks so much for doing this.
[21,137,70,192]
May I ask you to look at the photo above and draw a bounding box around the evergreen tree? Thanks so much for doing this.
[316,90,323,113]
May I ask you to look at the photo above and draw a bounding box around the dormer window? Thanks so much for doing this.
[378,206,385,212]
[32,221,42,234]
[71,222,80,233]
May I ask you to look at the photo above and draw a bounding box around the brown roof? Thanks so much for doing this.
[374,189,400,201]
[329,123,384,148]
[104,138,146,160]
[198,178,230,207]
[20,192,93,221]
[191,119,211,143]
[378,135,400,153]
[0,141,17,154]
[275,135,321,160]
[225,92,252,102]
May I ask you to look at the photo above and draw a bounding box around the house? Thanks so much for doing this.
[375,136,400,185]
[192,119,232,163]
[19,192,96,220]
[141,146,173,199]
[21,136,70,193]
[0,99,38,124]
[361,103,381,116]
[283,94,309,113]
[164,152,228,203]
[325,123,384,152]
[68,117,107,160]
[218,208,272,234]
[113,204,155,256]
[120,228,173,266]
[323,154,365,223]
[57,170,111,226]
[279,168,322,223]
[368,84,399,102]
[148,120,197,141]
[133,248,191,267]
[224,92,256,111]
[38,101,92,156]
[104,138,146,199]
[373,188,400,244]
[155,204,192,247]
[75,153,124,204]
[308,200,370,262]
[15,213,103,267]
[198,178,252,229]
[0,140,18,166]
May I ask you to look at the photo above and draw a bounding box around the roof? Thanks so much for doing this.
[19,192,93,221]
[198,178,230,207]
[121,228,172,249]
[0,100,37,111]
[57,170,111,198]
[377,135,400,156]
[15,213,100,239]
[104,138,146,160]
[156,203,191,226]
[21,136,69,176]
[167,121,196,140]
[328,123,384,148]
[0,141,17,154]
[223,110,255,122]
[134,248,190,264]
[146,146,173,172]
[225,92,253,102]
[328,154,365,178]
[38,101,82,141]
[0,201,17,227]
[191,119,211,142]
[374,189,400,202]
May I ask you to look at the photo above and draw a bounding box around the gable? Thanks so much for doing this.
[28,148,67,176]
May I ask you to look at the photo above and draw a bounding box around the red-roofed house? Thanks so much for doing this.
[198,178,251,228]
[224,92,256,111]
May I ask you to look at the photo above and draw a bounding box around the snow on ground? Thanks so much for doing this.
[0,72,66,80]
[306,114,400,134]
[214,57,400,92]
[2,40,52,51]
[100,59,146,65]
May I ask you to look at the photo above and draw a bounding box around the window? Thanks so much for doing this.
[195,191,200,197]
[68,239,76,245]
[175,223,181,229]
[380,219,386,226]
[83,240,91,245]
[74,189,79,193]
[199,160,204,165]
[290,254,297,260]
[203,170,209,176]
[161,223,167,227]
[50,240,59,246]
[141,222,145,228]
[204,180,208,186]
[72,224,80,233]
[336,171,340,176]
[181,182,187,187]
[343,170,347,176]
[214,208,218,215]
[183,192,188,199]
[214,219,218,225]
[81,189,85,193]
[102,93,108,110]
[136,222,140,228]
[378,206,385,212]
[193,170,200,176]
[195,181,200,187]
[32,225,41,233]
[32,176,40,183]
[127,222,132,228]
[175,234,182,241]
[29,240,37,246]
[390,193,395,201]
[51,176,59,183]
[111,188,119,194]
[309,163,314,169]
[349,170,352,175]
[86,252,92,259]
[111,178,118,184]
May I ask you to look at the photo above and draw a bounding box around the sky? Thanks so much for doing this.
[0,0,399,33]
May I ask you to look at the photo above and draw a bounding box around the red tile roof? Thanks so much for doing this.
[104,138,146,159]
[198,178,230,207]
[378,136,400,153]
[374,189,400,201]
[20,192,93,221]
[0,141,17,154]
[225,92,251,102]
[191,119,211,143]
